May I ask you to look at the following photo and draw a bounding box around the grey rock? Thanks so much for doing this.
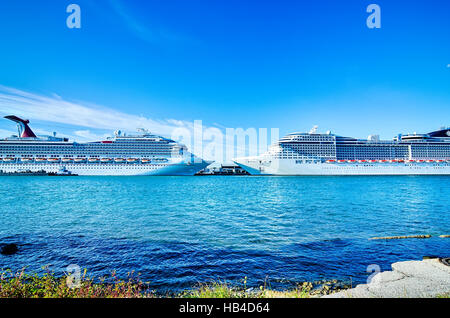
[392,259,450,284]
[323,284,376,298]
[322,259,450,298]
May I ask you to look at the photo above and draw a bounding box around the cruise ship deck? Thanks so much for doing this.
[234,127,450,175]
[0,116,210,176]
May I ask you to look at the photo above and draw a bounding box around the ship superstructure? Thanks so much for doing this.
[0,116,210,176]
[234,126,450,175]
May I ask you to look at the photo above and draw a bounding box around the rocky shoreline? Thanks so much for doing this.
[324,258,450,298]
[1,246,449,298]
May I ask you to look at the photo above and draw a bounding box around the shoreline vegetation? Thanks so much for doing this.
[0,269,350,298]
[0,269,448,298]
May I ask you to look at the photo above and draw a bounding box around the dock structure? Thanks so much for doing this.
[196,164,250,175]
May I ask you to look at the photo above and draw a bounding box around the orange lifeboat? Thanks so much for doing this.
[3,157,16,162]
[326,160,336,163]
[47,158,60,162]
[127,158,137,163]
[88,158,99,163]
[74,158,86,163]
[35,158,47,162]
[62,158,73,162]
[114,158,125,163]
[141,159,151,163]
[20,157,33,162]
[100,158,112,163]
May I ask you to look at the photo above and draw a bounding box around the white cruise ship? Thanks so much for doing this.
[234,126,450,175]
[0,115,210,176]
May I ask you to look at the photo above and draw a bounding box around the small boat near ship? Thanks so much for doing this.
[0,166,77,176]
[48,167,78,176]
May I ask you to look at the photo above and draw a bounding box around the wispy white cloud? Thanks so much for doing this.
[0,128,15,137]
[107,0,191,44]
[108,0,153,42]
[0,85,231,161]
[74,130,111,141]
[0,85,195,137]
[0,85,270,163]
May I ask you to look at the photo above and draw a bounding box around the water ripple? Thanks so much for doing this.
[0,176,449,291]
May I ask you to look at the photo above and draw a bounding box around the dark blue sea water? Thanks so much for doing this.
[0,176,449,291]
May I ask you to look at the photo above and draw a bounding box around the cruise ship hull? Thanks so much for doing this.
[0,115,212,176]
[0,161,210,176]
[234,158,450,176]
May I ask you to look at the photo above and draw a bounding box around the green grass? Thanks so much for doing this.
[0,268,153,298]
[180,284,312,298]
[180,280,313,298]
[180,276,319,298]
[0,269,345,298]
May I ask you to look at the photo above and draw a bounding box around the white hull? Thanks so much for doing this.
[0,161,209,176]
[0,115,213,175]
[234,158,450,175]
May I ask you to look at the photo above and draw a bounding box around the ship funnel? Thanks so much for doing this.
[4,115,37,138]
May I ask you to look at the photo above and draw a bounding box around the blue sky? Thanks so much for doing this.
[0,0,449,156]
